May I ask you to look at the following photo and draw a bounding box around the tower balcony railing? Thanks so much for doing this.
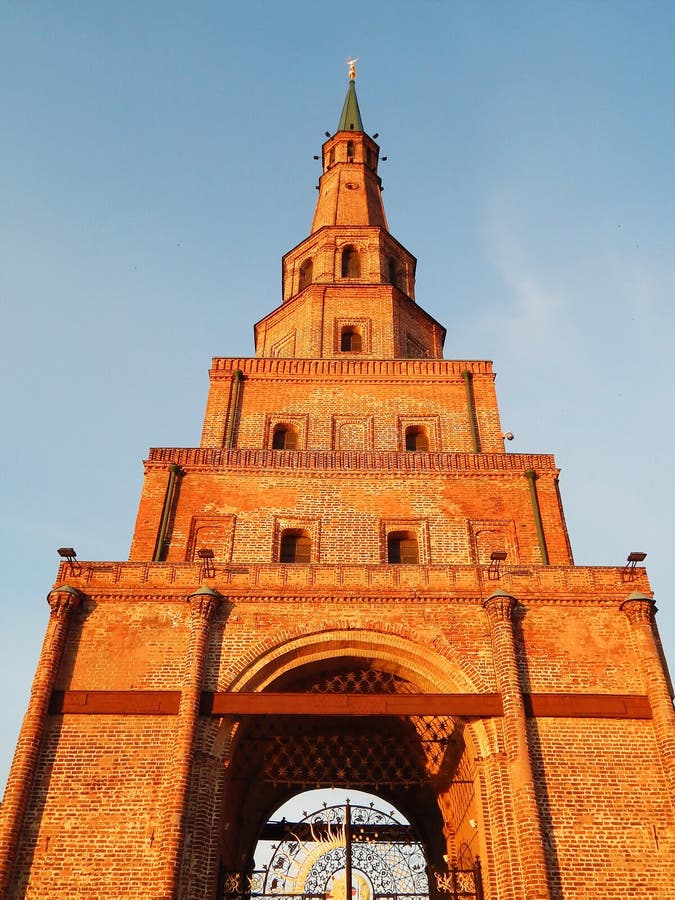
[55,559,650,599]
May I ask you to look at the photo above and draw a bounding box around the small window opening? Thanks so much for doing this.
[405,426,429,452]
[280,529,311,564]
[387,531,419,565]
[328,148,335,167]
[366,147,374,168]
[272,424,298,450]
[388,257,400,289]
[298,258,313,291]
[341,245,361,278]
[341,327,362,352]
[347,140,355,161]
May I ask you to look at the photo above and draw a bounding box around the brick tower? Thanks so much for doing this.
[1,73,674,900]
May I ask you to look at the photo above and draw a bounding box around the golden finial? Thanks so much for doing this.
[346,58,358,81]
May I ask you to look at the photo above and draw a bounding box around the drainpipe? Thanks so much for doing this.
[153,464,182,562]
[224,370,244,449]
[524,470,549,565]
[461,370,480,452]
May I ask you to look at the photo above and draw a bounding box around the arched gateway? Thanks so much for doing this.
[212,629,491,899]
[2,73,674,900]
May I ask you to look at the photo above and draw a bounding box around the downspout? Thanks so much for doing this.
[224,369,244,449]
[461,370,481,452]
[153,463,182,562]
[524,469,549,565]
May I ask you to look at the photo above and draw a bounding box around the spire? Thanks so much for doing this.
[337,79,364,132]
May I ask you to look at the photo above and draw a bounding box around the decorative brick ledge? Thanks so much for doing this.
[56,561,650,599]
[209,357,494,378]
[146,447,557,473]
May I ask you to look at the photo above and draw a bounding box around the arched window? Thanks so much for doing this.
[405,426,429,452]
[347,140,355,161]
[388,256,400,289]
[341,245,361,278]
[272,424,298,450]
[341,326,362,352]
[387,531,419,565]
[298,258,313,291]
[280,529,311,563]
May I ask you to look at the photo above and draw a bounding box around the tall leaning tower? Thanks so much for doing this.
[1,74,674,900]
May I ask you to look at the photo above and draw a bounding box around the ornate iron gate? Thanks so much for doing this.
[222,802,483,900]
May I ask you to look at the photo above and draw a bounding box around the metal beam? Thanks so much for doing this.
[201,692,503,717]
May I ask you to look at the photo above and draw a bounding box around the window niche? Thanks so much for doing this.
[388,256,401,289]
[405,426,430,452]
[272,424,299,450]
[341,245,361,278]
[279,529,312,564]
[340,326,362,352]
[387,531,420,565]
[298,258,313,291]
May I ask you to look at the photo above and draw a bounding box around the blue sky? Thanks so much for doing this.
[1,1,674,789]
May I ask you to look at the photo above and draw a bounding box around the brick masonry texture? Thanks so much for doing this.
[2,89,674,900]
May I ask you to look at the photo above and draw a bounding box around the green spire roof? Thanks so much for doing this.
[337,80,364,132]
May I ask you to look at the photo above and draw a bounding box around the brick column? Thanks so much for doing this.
[157,586,221,900]
[0,585,82,898]
[483,591,552,900]
[621,592,675,802]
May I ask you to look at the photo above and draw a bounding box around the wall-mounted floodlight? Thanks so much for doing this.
[488,550,508,580]
[57,547,80,573]
[623,551,647,581]
[57,548,77,562]
[197,548,215,578]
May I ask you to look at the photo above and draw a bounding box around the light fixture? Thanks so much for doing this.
[325,131,331,137]
[623,551,647,581]
[488,550,507,580]
[197,548,215,578]
[57,547,80,573]
[57,547,77,562]
[627,551,647,564]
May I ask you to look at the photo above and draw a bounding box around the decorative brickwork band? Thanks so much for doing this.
[621,593,675,804]
[524,470,549,565]
[483,591,552,900]
[0,585,82,897]
[158,586,221,900]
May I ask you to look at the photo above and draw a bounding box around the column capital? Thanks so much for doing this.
[483,590,517,623]
[47,584,83,616]
[187,585,222,621]
[621,592,656,625]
